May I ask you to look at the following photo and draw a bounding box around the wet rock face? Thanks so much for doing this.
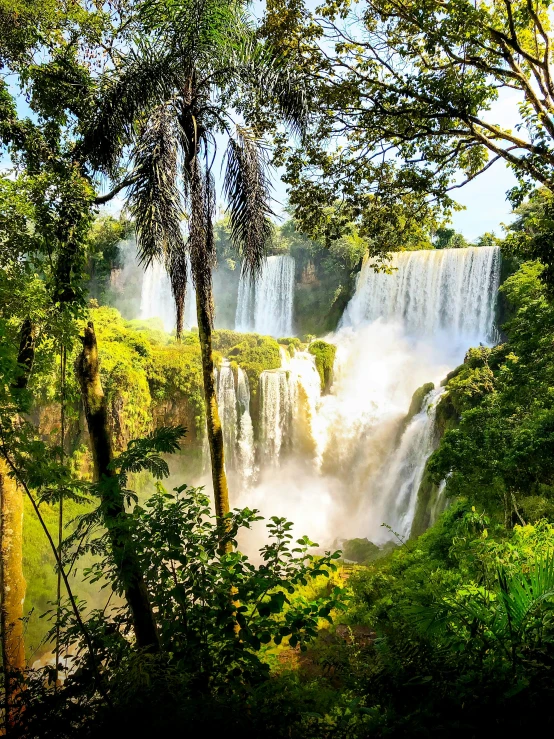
[300,260,319,285]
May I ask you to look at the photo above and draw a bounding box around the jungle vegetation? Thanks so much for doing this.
[1,0,554,737]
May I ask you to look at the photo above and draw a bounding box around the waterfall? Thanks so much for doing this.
[140,261,175,331]
[225,247,502,551]
[140,259,196,332]
[259,369,291,465]
[216,361,238,471]
[237,368,255,485]
[211,362,256,484]
[235,255,295,337]
[341,246,500,343]
[258,349,323,466]
[287,351,322,457]
[369,388,445,542]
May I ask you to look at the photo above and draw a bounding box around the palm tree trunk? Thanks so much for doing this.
[0,460,25,730]
[76,322,160,652]
[194,286,230,522]
[175,296,184,341]
[186,146,231,530]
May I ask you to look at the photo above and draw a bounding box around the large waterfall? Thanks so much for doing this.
[342,246,500,343]
[235,255,295,337]
[231,246,501,549]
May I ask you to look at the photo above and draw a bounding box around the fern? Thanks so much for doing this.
[113,426,186,484]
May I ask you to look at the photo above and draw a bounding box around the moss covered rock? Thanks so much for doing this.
[225,333,281,399]
[406,382,435,424]
[308,340,336,394]
[342,538,380,563]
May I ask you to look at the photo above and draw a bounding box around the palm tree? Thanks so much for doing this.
[82,0,307,523]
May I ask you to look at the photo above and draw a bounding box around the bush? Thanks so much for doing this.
[15,427,346,737]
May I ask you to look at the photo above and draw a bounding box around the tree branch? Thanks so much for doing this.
[93,176,139,206]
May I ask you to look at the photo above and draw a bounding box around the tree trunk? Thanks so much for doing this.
[76,322,160,652]
[0,461,25,730]
[195,287,230,523]
[13,319,35,391]
[175,296,184,341]
[0,318,36,729]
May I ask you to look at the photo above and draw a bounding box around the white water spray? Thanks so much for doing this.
[235,255,295,337]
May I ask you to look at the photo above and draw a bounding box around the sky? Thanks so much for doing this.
[449,161,517,241]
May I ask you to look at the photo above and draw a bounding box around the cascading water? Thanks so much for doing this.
[237,368,255,485]
[217,361,238,471]
[233,246,501,550]
[259,369,291,465]
[342,246,500,343]
[258,348,322,467]
[235,255,295,337]
[140,259,196,332]
[367,387,445,542]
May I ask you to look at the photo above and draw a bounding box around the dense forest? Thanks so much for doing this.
[1,0,554,737]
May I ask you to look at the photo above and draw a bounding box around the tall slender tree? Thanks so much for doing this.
[0,0,149,683]
[82,0,308,521]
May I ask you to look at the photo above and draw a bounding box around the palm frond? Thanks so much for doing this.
[114,426,187,486]
[167,239,189,339]
[223,126,273,278]
[498,550,554,633]
[128,103,186,268]
[141,0,242,72]
[188,155,217,325]
[80,42,183,175]
[229,37,310,139]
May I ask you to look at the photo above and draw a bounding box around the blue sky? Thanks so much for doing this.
[449,161,517,241]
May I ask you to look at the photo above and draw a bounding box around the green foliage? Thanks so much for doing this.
[332,508,554,734]
[86,215,133,301]
[504,188,554,289]
[434,228,469,249]
[280,217,365,335]
[14,426,345,737]
[264,0,554,236]
[341,538,379,564]
[429,262,554,524]
[308,340,336,393]
[226,333,281,400]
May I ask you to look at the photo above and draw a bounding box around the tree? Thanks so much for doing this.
[428,262,554,525]
[76,322,161,651]
[262,0,554,237]
[434,229,469,249]
[504,187,554,285]
[0,0,149,683]
[82,0,308,523]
